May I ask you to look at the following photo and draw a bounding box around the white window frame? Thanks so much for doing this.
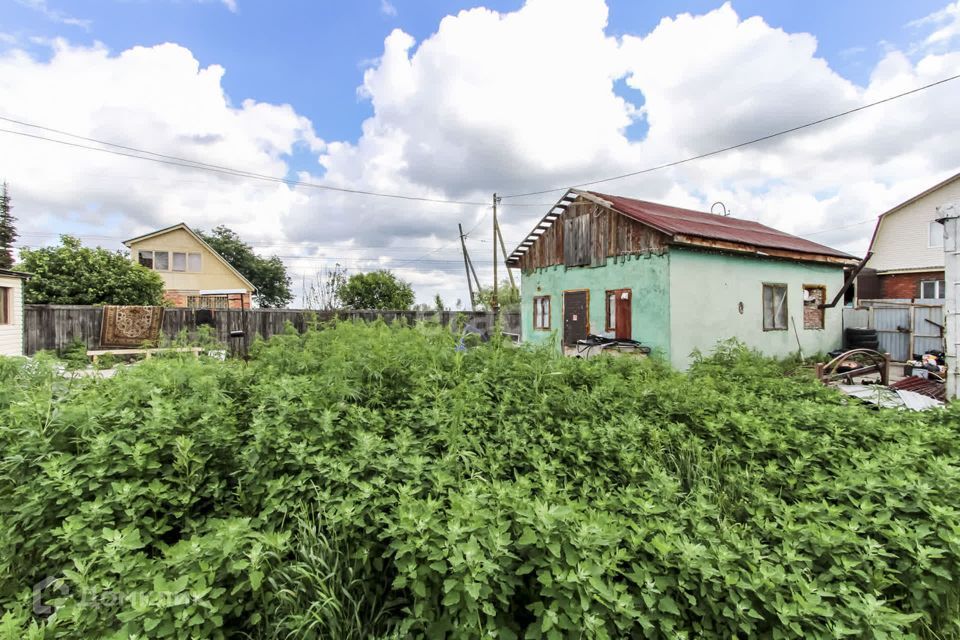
[188,252,202,272]
[920,279,946,299]
[172,252,187,272]
[0,287,9,324]
[137,250,154,269]
[153,251,169,271]
[533,295,550,330]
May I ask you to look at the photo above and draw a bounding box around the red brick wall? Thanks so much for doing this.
[877,270,944,299]
[163,291,188,307]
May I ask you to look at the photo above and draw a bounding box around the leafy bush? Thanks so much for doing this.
[1,323,959,639]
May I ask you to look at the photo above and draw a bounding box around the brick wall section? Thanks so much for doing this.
[163,291,188,307]
[878,270,944,299]
[803,286,825,329]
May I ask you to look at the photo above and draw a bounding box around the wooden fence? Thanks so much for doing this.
[23,305,521,356]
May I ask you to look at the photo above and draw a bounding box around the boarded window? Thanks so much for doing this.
[172,252,187,272]
[138,250,154,269]
[0,287,8,324]
[803,285,825,330]
[563,215,591,267]
[533,296,550,330]
[154,251,169,271]
[762,283,788,331]
[188,253,202,272]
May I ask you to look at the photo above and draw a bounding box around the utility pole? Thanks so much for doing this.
[459,223,476,311]
[492,193,500,314]
[937,203,958,400]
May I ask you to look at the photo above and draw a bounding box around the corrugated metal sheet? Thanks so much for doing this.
[590,192,855,260]
[872,307,911,361]
[913,306,945,356]
[890,376,947,402]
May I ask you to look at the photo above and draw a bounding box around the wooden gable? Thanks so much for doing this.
[517,196,669,273]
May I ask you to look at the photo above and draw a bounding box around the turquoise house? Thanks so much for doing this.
[506,189,858,369]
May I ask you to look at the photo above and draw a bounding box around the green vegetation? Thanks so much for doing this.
[198,226,293,309]
[17,235,165,306]
[0,182,17,270]
[1,325,959,639]
[337,270,415,310]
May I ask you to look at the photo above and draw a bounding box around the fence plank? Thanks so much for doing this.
[23,305,521,356]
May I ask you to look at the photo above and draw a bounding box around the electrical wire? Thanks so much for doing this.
[0,113,552,207]
[500,73,960,199]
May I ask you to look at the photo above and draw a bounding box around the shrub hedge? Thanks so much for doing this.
[1,321,959,639]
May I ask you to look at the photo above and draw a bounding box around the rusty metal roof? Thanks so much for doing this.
[888,375,947,402]
[589,191,856,260]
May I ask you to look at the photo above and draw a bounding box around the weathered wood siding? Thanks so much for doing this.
[23,306,521,356]
[518,197,668,272]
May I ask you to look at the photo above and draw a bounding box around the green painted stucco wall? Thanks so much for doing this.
[520,254,671,357]
[668,249,845,369]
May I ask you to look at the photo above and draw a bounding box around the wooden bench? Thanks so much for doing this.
[86,347,202,365]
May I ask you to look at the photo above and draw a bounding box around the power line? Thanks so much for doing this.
[0,113,553,208]
[0,126,494,205]
[800,217,876,237]
[501,73,960,199]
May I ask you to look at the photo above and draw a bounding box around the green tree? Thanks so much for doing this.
[337,270,415,310]
[433,293,445,312]
[198,226,293,308]
[0,182,17,269]
[476,280,520,312]
[18,235,165,305]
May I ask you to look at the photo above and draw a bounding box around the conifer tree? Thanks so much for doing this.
[0,182,17,269]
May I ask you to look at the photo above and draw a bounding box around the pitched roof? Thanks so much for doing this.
[122,222,256,292]
[507,188,855,265]
[589,191,855,259]
[0,268,30,279]
[866,169,960,253]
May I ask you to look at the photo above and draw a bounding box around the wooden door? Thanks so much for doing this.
[563,290,588,345]
[614,290,631,340]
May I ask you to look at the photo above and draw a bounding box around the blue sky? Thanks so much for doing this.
[2,0,959,305]
[2,0,947,144]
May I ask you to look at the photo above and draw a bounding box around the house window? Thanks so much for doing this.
[762,283,788,331]
[920,279,946,299]
[803,285,825,330]
[187,295,230,310]
[533,296,550,330]
[0,287,9,324]
[172,252,187,272]
[153,251,169,271]
[606,292,617,331]
[188,253,202,272]
[138,250,154,269]
[929,221,945,248]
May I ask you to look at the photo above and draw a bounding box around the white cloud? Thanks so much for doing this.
[14,0,91,29]
[221,0,238,13]
[3,0,960,307]
[909,0,960,51]
[380,0,397,18]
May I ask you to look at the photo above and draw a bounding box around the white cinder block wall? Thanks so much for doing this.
[0,275,24,356]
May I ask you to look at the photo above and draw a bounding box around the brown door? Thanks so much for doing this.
[615,290,632,340]
[563,291,588,345]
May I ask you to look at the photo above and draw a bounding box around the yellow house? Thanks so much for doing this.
[123,223,255,309]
